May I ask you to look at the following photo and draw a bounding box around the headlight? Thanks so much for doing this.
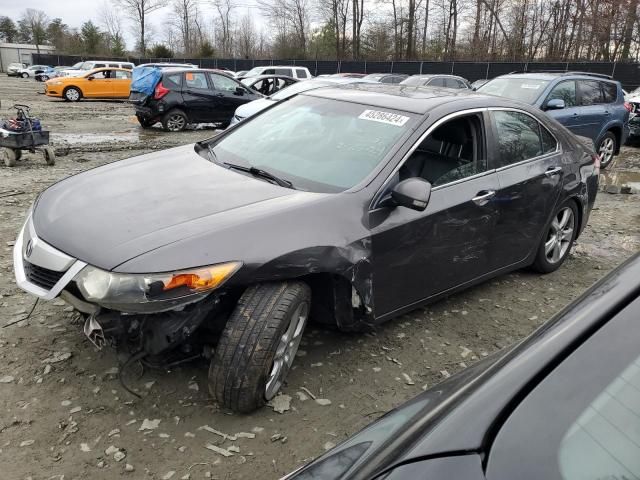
[74,262,241,313]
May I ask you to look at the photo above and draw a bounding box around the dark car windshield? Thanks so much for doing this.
[478,77,550,103]
[209,95,416,192]
[363,74,386,81]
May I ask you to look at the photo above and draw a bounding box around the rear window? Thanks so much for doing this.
[164,73,182,88]
[428,77,446,87]
[479,78,550,104]
[601,82,618,103]
[400,76,429,86]
[296,68,308,78]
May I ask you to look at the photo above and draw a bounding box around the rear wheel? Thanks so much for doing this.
[531,200,578,273]
[1,148,17,167]
[63,87,81,102]
[597,132,616,169]
[209,281,311,413]
[21,72,28,79]
[161,110,188,132]
[43,147,56,166]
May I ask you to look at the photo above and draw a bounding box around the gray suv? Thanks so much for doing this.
[479,72,630,168]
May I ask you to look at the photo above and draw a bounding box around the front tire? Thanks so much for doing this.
[209,281,311,413]
[21,72,28,79]
[1,148,17,167]
[43,146,56,165]
[161,110,188,131]
[597,131,616,169]
[531,200,578,273]
[63,87,82,102]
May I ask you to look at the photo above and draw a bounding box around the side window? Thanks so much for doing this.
[164,73,182,88]
[263,69,275,75]
[492,111,545,166]
[546,81,577,107]
[115,70,131,79]
[296,68,308,79]
[540,125,558,154]
[445,78,462,89]
[108,63,119,68]
[95,63,106,69]
[185,72,208,89]
[428,77,446,87]
[399,114,487,186]
[579,80,603,106]
[275,68,292,76]
[601,82,618,103]
[209,73,239,92]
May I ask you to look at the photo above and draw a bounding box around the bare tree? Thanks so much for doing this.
[115,0,163,55]
[259,0,311,56]
[236,13,257,58]
[212,0,235,57]
[20,9,49,55]
[170,0,199,54]
[99,2,126,52]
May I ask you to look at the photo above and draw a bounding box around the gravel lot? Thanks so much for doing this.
[1,75,639,480]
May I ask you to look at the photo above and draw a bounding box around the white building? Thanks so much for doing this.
[0,43,56,72]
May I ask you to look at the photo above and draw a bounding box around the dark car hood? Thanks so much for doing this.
[33,144,327,271]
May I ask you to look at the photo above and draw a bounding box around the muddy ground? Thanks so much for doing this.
[0,75,639,480]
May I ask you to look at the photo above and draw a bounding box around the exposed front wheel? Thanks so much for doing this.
[64,87,81,102]
[43,146,56,166]
[209,281,311,413]
[21,72,28,79]
[597,132,616,169]
[531,200,578,273]
[161,110,188,132]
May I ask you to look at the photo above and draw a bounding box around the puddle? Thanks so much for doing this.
[51,132,142,145]
[601,169,640,190]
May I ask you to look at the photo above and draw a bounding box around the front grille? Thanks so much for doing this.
[24,261,66,290]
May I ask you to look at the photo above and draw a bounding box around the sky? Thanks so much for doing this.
[1,0,266,50]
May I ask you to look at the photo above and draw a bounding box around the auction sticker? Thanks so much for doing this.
[358,109,410,127]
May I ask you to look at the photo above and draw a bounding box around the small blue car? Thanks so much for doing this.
[479,72,629,168]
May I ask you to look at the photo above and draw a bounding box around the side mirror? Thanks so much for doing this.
[389,178,432,211]
[545,98,565,110]
[235,86,245,96]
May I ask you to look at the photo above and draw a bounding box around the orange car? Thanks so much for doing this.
[44,68,132,101]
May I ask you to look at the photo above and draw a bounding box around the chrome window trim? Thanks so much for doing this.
[370,107,490,210]
[13,215,87,301]
[487,107,562,170]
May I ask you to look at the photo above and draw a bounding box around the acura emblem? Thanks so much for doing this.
[25,239,33,258]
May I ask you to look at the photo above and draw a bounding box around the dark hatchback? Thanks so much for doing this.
[285,253,640,480]
[14,85,599,414]
[130,68,261,131]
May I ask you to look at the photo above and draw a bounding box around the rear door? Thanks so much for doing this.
[112,70,132,97]
[488,109,563,269]
[208,73,252,123]
[574,80,607,140]
[181,71,219,122]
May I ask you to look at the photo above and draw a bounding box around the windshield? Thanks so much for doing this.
[79,62,94,70]
[478,77,550,103]
[70,62,83,69]
[363,74,385,81]
[400,76,429,86]
[270,80,332,100]
[209,95,416,192]
[244,67,264,77]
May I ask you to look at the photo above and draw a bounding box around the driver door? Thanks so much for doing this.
[84,69,114,97]
[370,111,500,318]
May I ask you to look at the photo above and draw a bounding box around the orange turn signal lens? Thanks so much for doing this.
[162,262,242,292]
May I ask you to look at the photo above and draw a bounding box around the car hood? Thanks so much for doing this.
[235,97,276,118]
[33,144,328,272]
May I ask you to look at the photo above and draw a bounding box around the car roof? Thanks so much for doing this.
[244,74,296,80]
[162,68,233,76]
[498,72,617,83]
[302,83,501,114]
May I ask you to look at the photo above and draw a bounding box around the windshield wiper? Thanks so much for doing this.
[223,162,294,189]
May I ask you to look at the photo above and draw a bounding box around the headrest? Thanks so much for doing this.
[431,121,470,145]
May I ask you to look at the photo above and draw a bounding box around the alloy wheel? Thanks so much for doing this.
[545,207,575,264]
[65,88,80,101]
[166,114,186,131]
[265,302,309,400]
[598,137,615,165]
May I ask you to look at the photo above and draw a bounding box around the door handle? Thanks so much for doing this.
[215,93,225,98]
[604,110,611,116]
[472,190,496,206]
[545,166,563,177]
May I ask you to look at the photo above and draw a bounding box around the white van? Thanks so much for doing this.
[242,65,311,80]
[61,60,135,77]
